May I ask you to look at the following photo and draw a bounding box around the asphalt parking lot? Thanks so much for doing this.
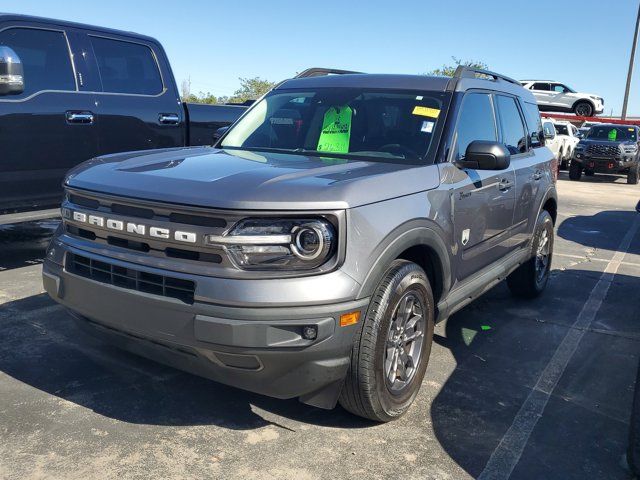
[1,172,639,480]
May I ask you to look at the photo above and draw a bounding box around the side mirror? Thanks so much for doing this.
[544,130,555,140]
[212,125,229,144]
[457,140,511,170]
[0,46,24,96]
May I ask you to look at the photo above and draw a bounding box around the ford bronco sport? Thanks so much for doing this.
[43,66,558,422]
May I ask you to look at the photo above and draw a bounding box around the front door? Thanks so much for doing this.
[0,25,98,210]
[449,92,516,281]
[77,33,185,155]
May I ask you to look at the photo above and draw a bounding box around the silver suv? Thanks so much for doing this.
[43,67,558,422]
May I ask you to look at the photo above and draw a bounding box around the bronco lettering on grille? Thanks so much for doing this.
[64,208,197,244]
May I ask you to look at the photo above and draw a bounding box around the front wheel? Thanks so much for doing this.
[569,160,582,181]
[507,210,554,298]
[574,101,594,117]
[339,260,434,422]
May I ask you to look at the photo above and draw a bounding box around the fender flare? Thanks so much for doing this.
[356,219,452,302]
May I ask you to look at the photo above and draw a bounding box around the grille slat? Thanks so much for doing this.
[586,144,621,157]
[66,253,195,304]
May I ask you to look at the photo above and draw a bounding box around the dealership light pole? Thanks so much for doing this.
[622,2,640,120]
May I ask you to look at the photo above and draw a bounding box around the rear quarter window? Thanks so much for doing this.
[90,36,163,95]
[522,102,544,148]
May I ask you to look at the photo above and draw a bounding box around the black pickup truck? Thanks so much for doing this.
[0,14,247,214]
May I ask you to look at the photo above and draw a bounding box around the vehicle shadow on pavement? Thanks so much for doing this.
[558,172,628,184]
[429,268,640,480]
[0,220,59,272]
[557,210,640,255]
[0,292,371,431]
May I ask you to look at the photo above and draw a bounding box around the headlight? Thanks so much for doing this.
[205,218,336,270]
[576,143,585,151]
[624,144,638,154]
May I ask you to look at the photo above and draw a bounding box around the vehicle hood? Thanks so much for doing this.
[65,147,440,210]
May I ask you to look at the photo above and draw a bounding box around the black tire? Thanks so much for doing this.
[573,101,594,117]
[557,149,564,174]
[627,358,640,476]
[569,160,582,181]
[339,260,435,422]
[628,163,639,185]
[507,210,554,299]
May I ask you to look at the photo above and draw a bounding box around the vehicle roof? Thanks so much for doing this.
[278,73,536,101]
[520,80,559,83]
[588,123,639,130]
[0,13,158,43]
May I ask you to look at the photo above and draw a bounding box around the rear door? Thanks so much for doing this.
[529,82,553,108]
[0,24,98,210]
[512,100,551,244]
[79,32,185,155]
[450,91,517,281]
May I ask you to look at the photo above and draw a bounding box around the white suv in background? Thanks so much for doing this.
[520,80,604,117]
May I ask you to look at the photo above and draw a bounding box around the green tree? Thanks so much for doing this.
[228,77,276,103]
[427,56,489,77]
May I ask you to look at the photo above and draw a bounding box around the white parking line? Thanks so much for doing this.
[554,252,640,268]
[478,215,640,480]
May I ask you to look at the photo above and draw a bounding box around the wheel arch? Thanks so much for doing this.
[357,221,451,307]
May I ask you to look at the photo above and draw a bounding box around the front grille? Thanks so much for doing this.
[586,144,621,157]
[66,253,195,304]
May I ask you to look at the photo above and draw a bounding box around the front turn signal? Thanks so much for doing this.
[340,311,360,327]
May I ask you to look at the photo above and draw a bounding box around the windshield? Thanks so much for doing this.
[554,125,569,135]
[221,88,449,163]
[587,126,637,142]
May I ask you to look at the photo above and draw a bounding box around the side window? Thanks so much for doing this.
[496,95,527,155]
[522,101,544,148]
[455,93,497,160]
[532,83,550,91]
[90,36,163,95]
[552,84,568,93]
[0,27,75,98]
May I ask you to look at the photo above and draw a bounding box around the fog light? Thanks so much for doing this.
[302,325,318,340]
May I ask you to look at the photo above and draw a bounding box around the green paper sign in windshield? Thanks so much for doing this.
[608,129,617,141]
[317,106,352,153]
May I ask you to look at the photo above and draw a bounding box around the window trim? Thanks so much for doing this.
[0,25,79,102]
[88,33,167,97]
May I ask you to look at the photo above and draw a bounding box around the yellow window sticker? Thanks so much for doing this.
[630,128,635,132]
[412,106,440,118]
[317,106,352,153]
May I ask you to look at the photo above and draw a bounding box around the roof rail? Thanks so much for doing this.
[453,65,520,85]
[294,67,363,78]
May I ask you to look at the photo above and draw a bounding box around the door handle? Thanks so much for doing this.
[498,178,514,191]
[158,113,180,125]
[66,111,94,124]
[533,170,543,180]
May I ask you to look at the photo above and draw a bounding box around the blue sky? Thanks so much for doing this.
[13,0,640,116]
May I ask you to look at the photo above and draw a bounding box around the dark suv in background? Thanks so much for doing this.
[570,124,640,184]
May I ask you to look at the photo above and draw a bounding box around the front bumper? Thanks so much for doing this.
[42,243,369,409]
[573,153,636,173]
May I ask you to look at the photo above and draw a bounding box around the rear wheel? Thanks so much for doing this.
[507,210,554,299]
[569,160,582,181]
[628,163,639,185]
[574,101,594,117]
[339,260,434,422]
